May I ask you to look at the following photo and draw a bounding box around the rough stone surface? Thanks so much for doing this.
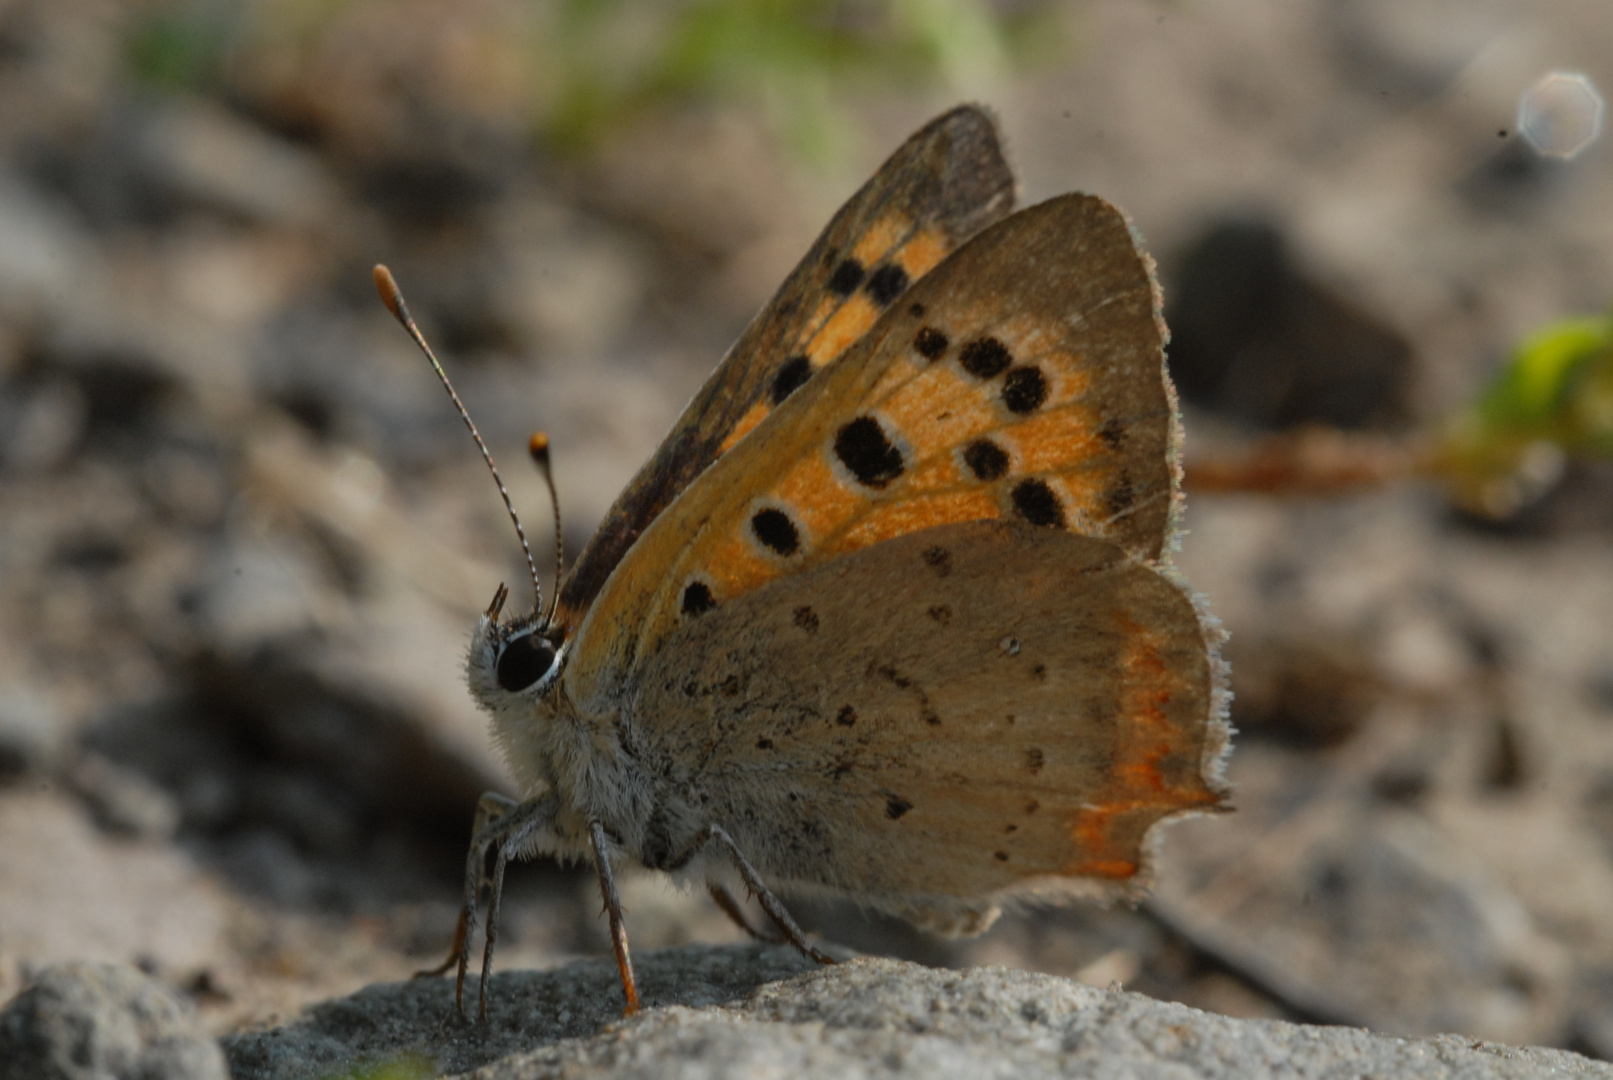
[222,944,1613,1080]
[0,962,227,1080]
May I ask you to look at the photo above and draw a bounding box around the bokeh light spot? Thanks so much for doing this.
[1517,71,1604,159]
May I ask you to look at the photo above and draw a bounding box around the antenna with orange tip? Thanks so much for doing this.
[373,264,544,621]
[528,431,564,627]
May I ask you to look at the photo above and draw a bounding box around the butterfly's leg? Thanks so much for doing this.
[475,800,551,1021]
[588,820,642,1016]
[416,793,518,988]
[701,825,835,966]
[707,882,785,944]
[418,792,557,1020]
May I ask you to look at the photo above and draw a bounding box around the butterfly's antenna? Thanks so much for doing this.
[527,432,564,629]
[373,265,543,619]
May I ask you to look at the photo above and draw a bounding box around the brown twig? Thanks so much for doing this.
[1184,427,1433,497]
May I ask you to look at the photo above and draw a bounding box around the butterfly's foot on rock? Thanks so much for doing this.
[708,883,788,945]
[787,937,837,966]
[413,954,457,980]
[415,907,471,979]
[434,1002,471,1032]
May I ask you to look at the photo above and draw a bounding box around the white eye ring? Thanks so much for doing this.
[495,633,560,693]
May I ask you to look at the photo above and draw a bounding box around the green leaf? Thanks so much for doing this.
[1436,307,1613,515]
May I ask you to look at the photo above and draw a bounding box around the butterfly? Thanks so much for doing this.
[382,104,1231,1018]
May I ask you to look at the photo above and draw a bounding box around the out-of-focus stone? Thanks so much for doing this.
[71,752,183,840]
[1153,769,1570,1046]
[487,197,647,358]
[0,684,67,777]
[0,962,226,1080]
[134,96,340,229]
[193,534,331,651]
[0,378,87,474]
[0,170,98,322]
[0,790,231,1005]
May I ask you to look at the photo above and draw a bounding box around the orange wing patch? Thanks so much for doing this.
[719,223,954,455]
[569,194,1174,699]
[557,106,1014,627]
[697,528,776,603]
[758,288,1164,571]
[830,490,1000,554]
[1061,611,1221,878]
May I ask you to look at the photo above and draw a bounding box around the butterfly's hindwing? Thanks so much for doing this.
[624,521,1224,905]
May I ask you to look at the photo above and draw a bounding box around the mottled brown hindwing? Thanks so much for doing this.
[625,521,1226,907]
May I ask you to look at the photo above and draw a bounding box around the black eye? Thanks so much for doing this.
[496,634,556,692]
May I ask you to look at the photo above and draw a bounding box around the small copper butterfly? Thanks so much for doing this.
[379,104,1231,1018]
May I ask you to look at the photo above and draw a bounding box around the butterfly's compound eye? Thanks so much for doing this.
[496,633,557,692]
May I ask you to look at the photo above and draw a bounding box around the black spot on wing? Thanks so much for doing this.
[913,326,949,361]
[921,546,952,576]
[793,606,819,633]
[751,508,801,556]
[1002,366,1048,414]
[1099,418,1125,449]
[1026,748,1045,774]
[865,263,909,306]
[834,416,905,488]
[1011,479,1065,528]
[884,794,914,820]
[1105,474,1137,517]
[877,664,913,689]
[960,337,1012,379]
[771,355,813,405]
[681,581,715,617]
[836,705,858,727]
[828,258,865,296]
[962,438,1009,481]
[908,302,926,317]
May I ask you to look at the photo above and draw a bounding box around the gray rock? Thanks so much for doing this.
[0,685,66,777]
[132,97,340,228]
[223,944,820,1080]
[0,962,226,1080]
[71,753,182,840]
[222,944,1613,1080]
[0,170,97,322]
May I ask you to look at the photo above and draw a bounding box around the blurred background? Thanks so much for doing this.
[2,0,1613,1053]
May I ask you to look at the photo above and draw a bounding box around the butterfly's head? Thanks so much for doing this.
[466,583,566,707]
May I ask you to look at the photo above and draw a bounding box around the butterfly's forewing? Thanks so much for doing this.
[623,521,1226,913]
[567,193,1178,696]
[555,105,1015,628]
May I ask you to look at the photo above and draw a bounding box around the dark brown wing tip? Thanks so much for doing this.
[921,104,1016,237]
